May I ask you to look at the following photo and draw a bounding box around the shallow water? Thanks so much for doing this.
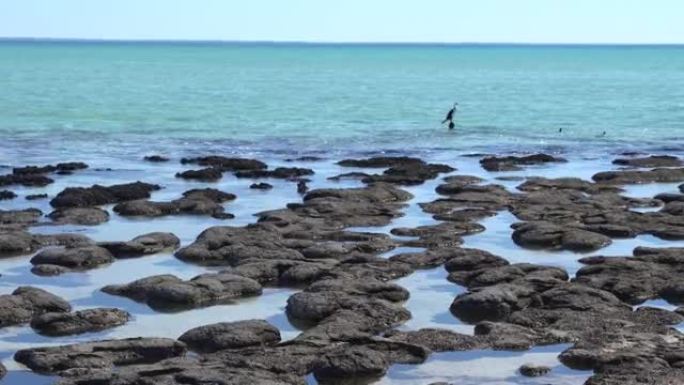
[1,149,683,384]
[375,344,592,385]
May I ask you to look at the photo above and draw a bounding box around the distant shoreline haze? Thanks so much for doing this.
[1,37,684,47]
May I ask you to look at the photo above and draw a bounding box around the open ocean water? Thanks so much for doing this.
[1,41,683,163]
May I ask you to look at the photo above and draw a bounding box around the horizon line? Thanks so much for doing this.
[1,37,684,47]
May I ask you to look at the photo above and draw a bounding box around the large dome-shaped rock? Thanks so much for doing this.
[30,246,114,272]
[512,222,612,252]
[30,308,130,336]
[48,207,110,225]
[178,319,281,353]
[50,182,160,208]
[102,273,262,311]
[0,287,71,328]
[98,232,180,258]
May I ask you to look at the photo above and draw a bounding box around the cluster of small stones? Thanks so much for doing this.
[1,154,684,384]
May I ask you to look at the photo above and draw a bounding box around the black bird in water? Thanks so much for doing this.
[442,102,458,124]
[558,127,563,133]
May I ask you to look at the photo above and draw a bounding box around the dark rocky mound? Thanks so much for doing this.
[144,155,170,162]
[50,182,160,208]
[480,153,566,172]
[98,232,180,258]
[574,247,684,305]
[14,337,186,375]
[285,156,324,162]
[512,221,612,252]
[235,167,314,179]
[0,287,71,329]
[250,182,273,190]
[178,319,281,353]
[612,155,683,168]
[0,190,16,200]
[516,177,621,194]
[519,363,551,377]
[48,207,110,225]
[30,245,115,273]
[12,162,88,175]
[0,230,94,257]
[113,188,235,219]
[0,173,53,187]
[335,156,454,185]
[180,156,267,171]
[101,272,263,311]
[30,308,130,336]
[175,167,223,181]
[593,168,684,185]
[25,193,48,200]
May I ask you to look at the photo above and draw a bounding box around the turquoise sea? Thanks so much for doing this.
[1,41,684,162]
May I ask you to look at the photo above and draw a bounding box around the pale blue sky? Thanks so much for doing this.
[1,0,682,43]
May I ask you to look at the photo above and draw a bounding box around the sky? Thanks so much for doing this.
[0,0,682,44]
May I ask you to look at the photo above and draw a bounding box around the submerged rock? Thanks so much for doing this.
[612,155,682,168]
[180,156,267,171]
[235,167,314,179]
[13,162,88,175]
[144,155,170,162]
[480,154,566,172]
[336,156,454,185]
[30,308,130,336]
[25,193,48,201]
[593,168,684,185]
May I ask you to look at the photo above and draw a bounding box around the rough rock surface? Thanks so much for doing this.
[0,287,71,328]
[0,190,16,200]
[50,182,160,208]
[175,167,223,181]
[101,273,263,311]
[30,246,114,272]
[250,182,273,190]
[178,320,281,353]
[98,232,180,258]
[335,156,454,185]
[235,167,314,179]
[593,168,684,185]
[113,188,235,219]
[48,207,110,225]
[26,193,48,200]
[30,308,130,336]
[519,363,551,377]
[612,155,682,168]
[480,154,566,172]
[14,338,186,375]
[144,155,169,162]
